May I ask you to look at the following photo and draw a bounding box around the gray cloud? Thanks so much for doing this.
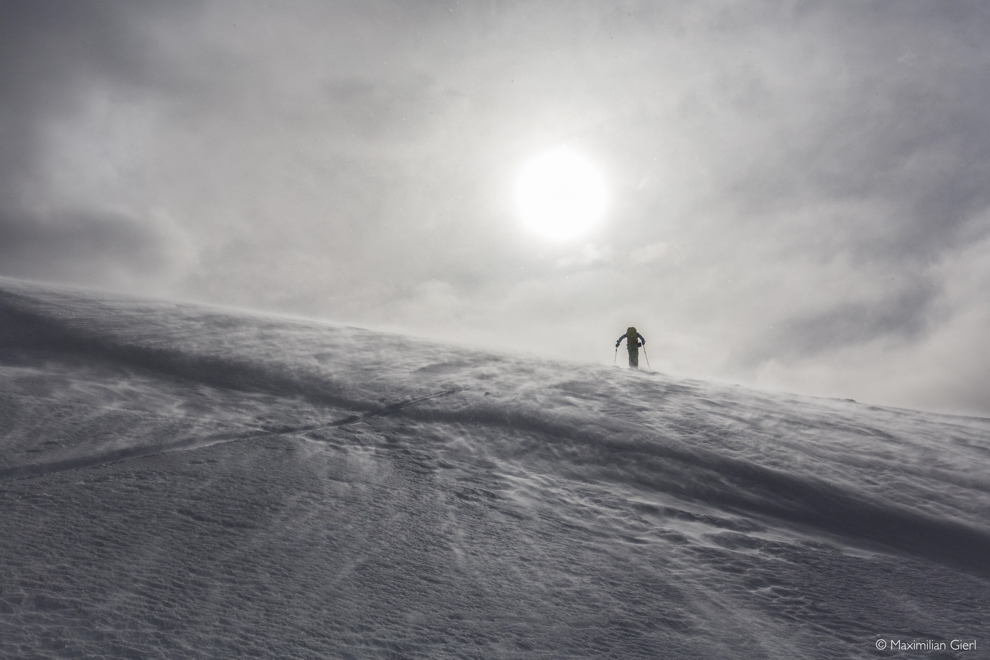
[2,0,990,414]
[749,287,940,364]
[0,1,200,289]
[0,207,190,288]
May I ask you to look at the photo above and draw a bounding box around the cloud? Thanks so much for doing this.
[2,1,990,413]
[0,2,200,290]
[0,207,192,290]
[750,288,940,363]
[555,243,611,269]
[629,242,669,266]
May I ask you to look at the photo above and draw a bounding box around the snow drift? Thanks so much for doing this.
[1,277,987,659]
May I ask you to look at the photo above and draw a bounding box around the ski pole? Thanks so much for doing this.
[642,345,651,371]
[613,345,618,365]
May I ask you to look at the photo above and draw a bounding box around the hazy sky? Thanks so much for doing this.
[2,0,990,415]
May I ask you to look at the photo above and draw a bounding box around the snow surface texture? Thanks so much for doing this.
[0,277,988,660]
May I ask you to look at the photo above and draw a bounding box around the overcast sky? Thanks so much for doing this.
[2,0,989,415]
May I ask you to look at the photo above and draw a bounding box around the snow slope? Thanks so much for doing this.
[1,277,987,659]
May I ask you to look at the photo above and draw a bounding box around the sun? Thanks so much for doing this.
[515,148,606,241]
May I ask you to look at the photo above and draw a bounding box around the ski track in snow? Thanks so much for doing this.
[1,277,988,659]
[0,388,463,482]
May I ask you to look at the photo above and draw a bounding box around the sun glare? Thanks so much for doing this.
[515,149,606,241]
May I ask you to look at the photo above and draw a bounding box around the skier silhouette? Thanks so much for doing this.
[616,327,646,369]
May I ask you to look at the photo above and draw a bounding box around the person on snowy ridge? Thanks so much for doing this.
[616,326,646,369]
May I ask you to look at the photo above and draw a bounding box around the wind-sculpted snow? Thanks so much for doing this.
[1,277,987,659]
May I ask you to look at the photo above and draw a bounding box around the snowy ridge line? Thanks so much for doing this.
[0,293,380,414]
[3,282,989,579]
[398,402,990,579]
[0,389,463,483]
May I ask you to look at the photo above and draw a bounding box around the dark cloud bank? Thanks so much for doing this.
[1,0,989,415]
